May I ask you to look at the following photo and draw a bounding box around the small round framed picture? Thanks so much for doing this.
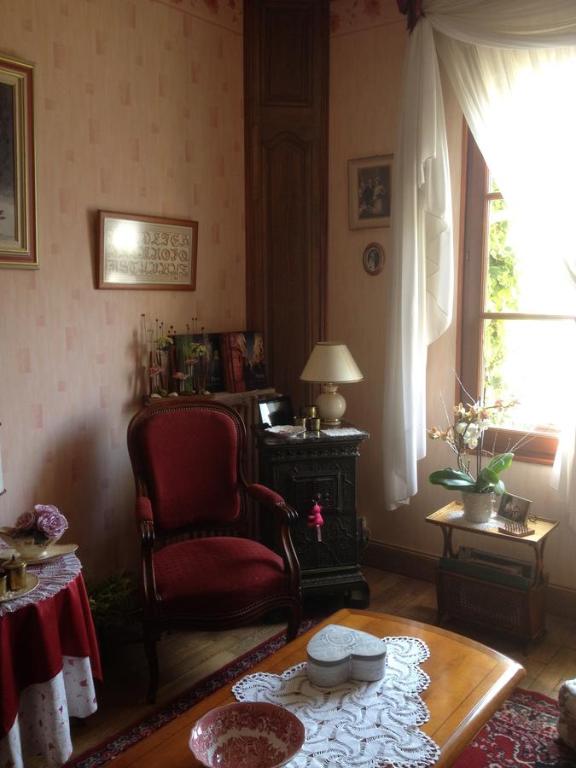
[362,242,385,276]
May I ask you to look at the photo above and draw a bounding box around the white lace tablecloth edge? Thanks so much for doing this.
[0,553,82,616]
[232,634,441,768]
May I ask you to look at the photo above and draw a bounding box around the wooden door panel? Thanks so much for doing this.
[245,0,328,409]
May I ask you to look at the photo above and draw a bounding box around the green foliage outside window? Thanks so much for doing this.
[483,196,518,416]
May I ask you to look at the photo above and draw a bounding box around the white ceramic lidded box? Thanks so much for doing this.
[306,624,386,687]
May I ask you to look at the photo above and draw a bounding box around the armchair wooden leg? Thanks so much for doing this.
[286,603,301,642]
[143,623,159,704]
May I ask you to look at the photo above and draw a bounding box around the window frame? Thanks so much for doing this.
[458,127,560,466]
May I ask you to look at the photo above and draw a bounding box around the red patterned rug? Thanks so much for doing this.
[453,688,575,768]
[67,630,575,768]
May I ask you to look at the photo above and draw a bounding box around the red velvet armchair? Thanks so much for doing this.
[127,400,301,702]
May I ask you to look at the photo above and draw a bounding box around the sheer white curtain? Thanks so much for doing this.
[384,0,576,515]
[382,17,453,509]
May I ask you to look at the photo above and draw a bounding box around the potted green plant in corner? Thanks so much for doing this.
[428,399,515,522]
[88,572,141,660]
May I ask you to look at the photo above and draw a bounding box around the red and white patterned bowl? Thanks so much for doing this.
[189,701,305,768]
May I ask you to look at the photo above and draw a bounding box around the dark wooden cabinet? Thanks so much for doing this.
[257,428,369,605]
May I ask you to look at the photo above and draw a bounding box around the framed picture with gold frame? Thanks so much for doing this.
[0,53,37,269]
[97,211,198,290]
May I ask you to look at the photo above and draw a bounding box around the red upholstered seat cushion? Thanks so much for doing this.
[153,537,288,616]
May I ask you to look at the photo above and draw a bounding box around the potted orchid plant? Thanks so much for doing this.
[428,398,515,522]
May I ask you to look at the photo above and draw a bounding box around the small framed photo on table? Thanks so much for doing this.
[498,492,532,526]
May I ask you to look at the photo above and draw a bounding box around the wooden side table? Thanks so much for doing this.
[426,501,559,642]
[257,426,370,605]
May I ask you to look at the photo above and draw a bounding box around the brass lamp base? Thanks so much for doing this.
[320,417,342,427]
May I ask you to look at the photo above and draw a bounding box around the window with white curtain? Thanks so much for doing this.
[383,1,576,510]
[460,130,576,465]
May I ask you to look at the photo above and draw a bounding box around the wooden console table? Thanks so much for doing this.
[426,501,559,642]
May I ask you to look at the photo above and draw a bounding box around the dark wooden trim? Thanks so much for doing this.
[363,539,576,619]
[454,119,470,388]
[244,0,329,408]
[459,129,487,405]
[484,427,557,466]
[363,540,437,583]
[546,583,576,621]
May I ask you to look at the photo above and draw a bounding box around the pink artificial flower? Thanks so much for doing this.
[34,504,68,539]
[14,510,36,531]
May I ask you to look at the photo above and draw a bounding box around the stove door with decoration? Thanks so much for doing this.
[257,426,369,606]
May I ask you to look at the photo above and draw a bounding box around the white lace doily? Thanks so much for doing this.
[233,635,441,768]
[0,554,81,616]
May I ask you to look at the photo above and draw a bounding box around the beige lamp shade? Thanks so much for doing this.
[300,343,363,426]
[300,342,363,384]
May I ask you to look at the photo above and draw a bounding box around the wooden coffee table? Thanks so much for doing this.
[110,609,525,767]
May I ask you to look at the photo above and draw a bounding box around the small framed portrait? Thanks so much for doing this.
[498,492,532,525]
[348,154,392,229]
[362,242,385,276]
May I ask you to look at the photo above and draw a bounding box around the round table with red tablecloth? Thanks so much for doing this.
[0,551,102,768]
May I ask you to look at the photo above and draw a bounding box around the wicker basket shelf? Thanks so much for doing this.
[427,502,558,644]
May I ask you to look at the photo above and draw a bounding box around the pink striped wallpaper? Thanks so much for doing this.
[0,0,245,581]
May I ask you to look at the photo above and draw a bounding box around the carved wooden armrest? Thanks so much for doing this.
[135,496,157,605]
[245,484,300,590]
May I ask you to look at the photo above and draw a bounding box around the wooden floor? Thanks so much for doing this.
[69,566,576,759]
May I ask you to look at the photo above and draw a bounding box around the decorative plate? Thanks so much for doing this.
[1,543,79,565]
[362,241,385,275]
[189,701,305,768]
[0,573,39,603]
[19,543,78,565]
[266,425,305,436]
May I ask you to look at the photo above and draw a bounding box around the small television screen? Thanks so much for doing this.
[258,395,293,428]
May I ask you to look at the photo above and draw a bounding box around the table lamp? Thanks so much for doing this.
[300,342,363,426]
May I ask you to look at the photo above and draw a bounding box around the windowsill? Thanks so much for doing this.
[485,427,558,466]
